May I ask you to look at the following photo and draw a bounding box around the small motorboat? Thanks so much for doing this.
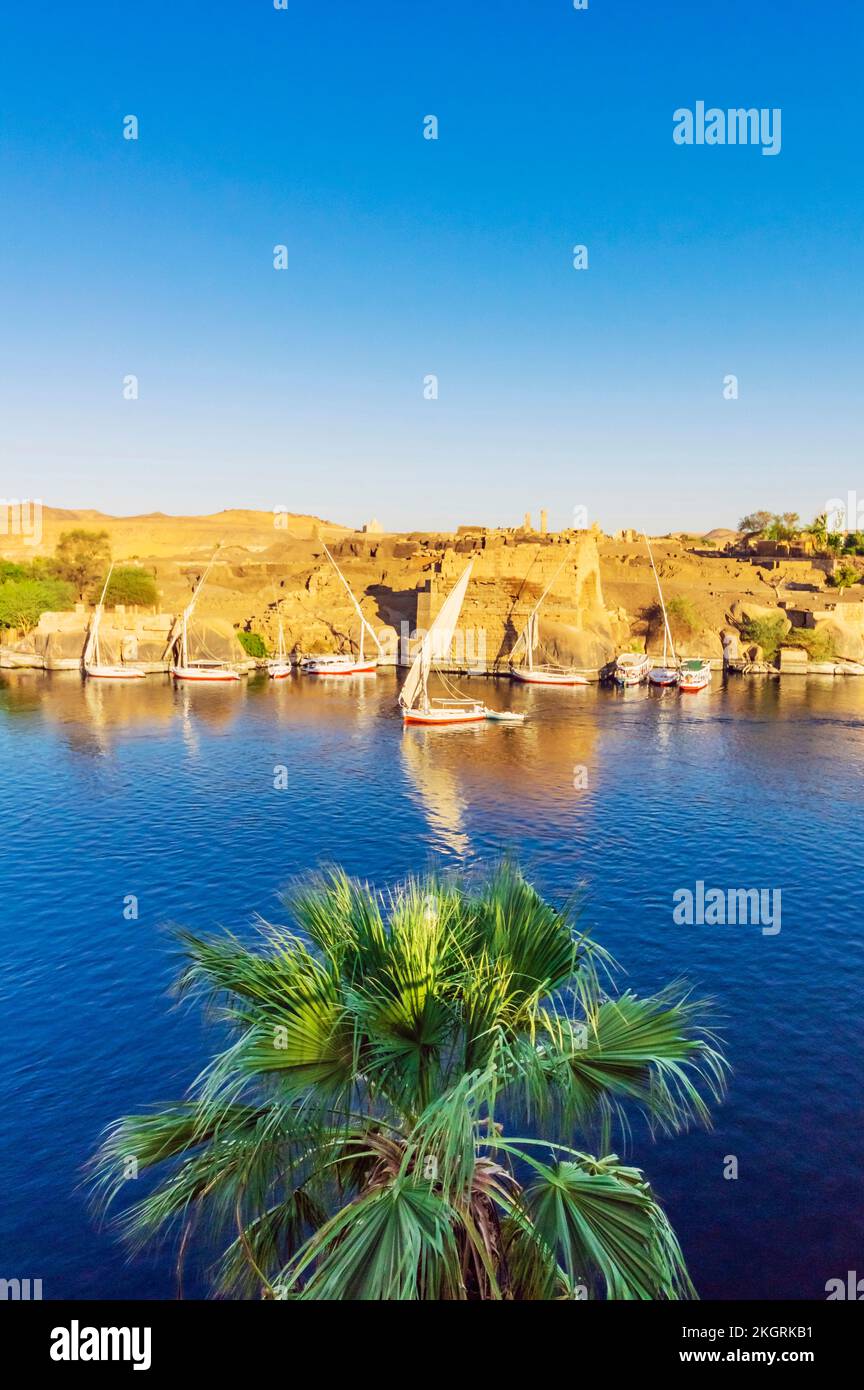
[678,658,712,692]
[613,652,651,686]
[484,707,525,723]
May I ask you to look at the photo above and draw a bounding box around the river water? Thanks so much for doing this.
[1,668,862,1299]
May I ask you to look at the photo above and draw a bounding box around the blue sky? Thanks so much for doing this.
[0,1,860,532]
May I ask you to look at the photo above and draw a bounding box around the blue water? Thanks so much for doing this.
[1,668,862,1300]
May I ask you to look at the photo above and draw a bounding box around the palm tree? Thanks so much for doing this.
[92,865,727,1300]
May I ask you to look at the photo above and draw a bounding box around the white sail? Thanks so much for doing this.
[322,544,382,658]
[399,562,474,712]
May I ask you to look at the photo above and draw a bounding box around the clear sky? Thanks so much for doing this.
[0,1,860,533]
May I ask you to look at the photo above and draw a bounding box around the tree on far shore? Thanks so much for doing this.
[95,566,158,608]
[54,529,111,600]
[738,510,773,535]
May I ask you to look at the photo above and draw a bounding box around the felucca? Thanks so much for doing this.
[268,620,292,680]
[509,561,597,685]
[302,544,382,675]
[398,562,487,725]
[645,535,680,687]
[84,564,145,680]
[170,548,241,683]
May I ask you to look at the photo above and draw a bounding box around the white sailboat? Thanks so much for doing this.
[84,564,145,680]
[170,549,241,683]
[399,563,487,726]
[645,535,680,687]
[268,619,292,680]
[509,561,598,685]
[301,544,382,676]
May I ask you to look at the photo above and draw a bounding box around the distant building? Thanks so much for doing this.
[362,518,383,534]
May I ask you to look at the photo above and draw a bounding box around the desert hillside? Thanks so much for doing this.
[3,507,864,670]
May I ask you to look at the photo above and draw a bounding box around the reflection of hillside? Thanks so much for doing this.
[0,670,247,754]
[263,670,394,731]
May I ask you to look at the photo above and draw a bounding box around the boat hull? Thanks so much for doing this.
[648,668,679,687]
[509,666,590,686]
[402,704,486,726]
[172,666,241,683]
[267,664,292,680]
[302,658,377,676]
[85,665,146,680]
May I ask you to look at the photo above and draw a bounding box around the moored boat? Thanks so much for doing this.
[302,544,382,677]
[267,621,292,680]
[399,561,490,726]
[678,658,712,692]
[644,534,680,688]
[302,654,378,676]
[613,651,651,685]
[510,665,592,686]
[169,549,242,682]
[509,561,597,686]
[84,564,146,680]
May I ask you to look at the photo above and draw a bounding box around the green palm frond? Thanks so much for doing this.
[91,863,728,1299]
[517,1152,696,1300]
[281,1178,464,1300]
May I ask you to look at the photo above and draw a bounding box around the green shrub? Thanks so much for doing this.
[666,597,701,638]
[787,628,836,662]
[236,630,267,659]
[95,567,158,607]
[827,562,861,591]
[740,615,789,662]
[0,577,75,631]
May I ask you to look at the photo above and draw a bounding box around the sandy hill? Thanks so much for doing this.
[1,506,351,560]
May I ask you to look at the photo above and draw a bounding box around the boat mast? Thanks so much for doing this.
[88,562,114,667]
[644,534,676,666]
[322,543,382,659]
[171,545,222,668]
[513,559,568,669]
